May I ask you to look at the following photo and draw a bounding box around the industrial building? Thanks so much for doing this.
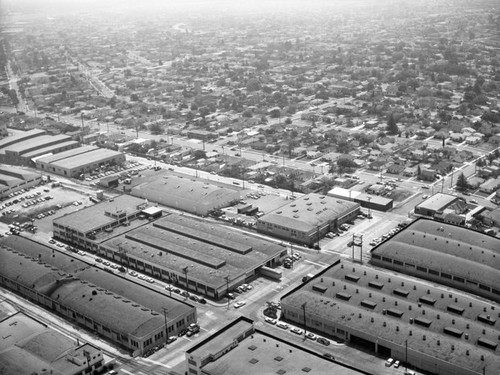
[0,235,196,357]
[0,312,104,375]
[185,316,369,375]
[35,145,126,178]
[0,129,80,166]
[414,193,467,218]
[130,175,240,216]
[280,258,500,375]
[256,193,360,246]
[370,218,500,303]
[53,195,286,299]
[327,187,394,212]
[0,165,42,198]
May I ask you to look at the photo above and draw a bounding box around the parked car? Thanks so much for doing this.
[276,322,288,330]
[305,332,317,340]
[323,353,335,360]
[317,337,330,346]
[234,301,246,309]
[290,327,303,335]
[265,317,276,325]
[385,358,395,367]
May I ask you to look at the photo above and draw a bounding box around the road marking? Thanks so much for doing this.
[321,249,339,255]
[141,357,171,368]
[305,260,328,267]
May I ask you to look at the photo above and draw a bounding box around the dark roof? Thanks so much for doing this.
[102,213,285,288]
[371,218,500,287]
[0,236,193,321]
[281,260,500,374]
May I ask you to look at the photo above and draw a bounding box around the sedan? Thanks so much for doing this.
[290,327,303,335]
[234,301,246,309]
[305,332,317,340]
[265,317,277,325]
[128,271,138,277]
[317,337,330,346]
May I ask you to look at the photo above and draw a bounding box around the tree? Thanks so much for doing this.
[149,123,163,135]
[193,150,206,160]
[455,172,469,192]
[284,117,292,125]
[386,113,398,135]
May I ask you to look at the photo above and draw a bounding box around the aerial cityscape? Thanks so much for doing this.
[0,0,499,374]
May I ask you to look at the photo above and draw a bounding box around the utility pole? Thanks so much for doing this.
[302,302,307,336]
[367,196,372,219]
[162,307,169,346]
[182,266,189,293]
[224,275,230,310]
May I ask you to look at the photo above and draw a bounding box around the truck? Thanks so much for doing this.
[302,273,315,283]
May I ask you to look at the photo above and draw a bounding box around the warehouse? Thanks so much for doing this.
[0,312,104,375]
[414,193,466,218]
[186,316,368,375]
[131,175,240,216]
[20,140,79,166]
[0,236,196,357]
[36,145,125,178]
[53,196,286,299]
[256,193,360,247]
[370,218,500,303]
[327,187,393,212]
[280,258,500,375]
[0,129,46,153]
[1,134,73,164]
[0,165,42,198]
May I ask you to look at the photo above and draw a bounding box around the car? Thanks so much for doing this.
[167,336,177,344]
[49,239,56,244]
[305,332,317,340]
[234,301,246,308]
[173,288,181,294]
[129,271,138,276]
[189,295,199,302]
[394,360,400,368]
[243,283,253,290]
[470,199,478,204]
[181,291,190,298]
[186,330,196,337]
[103,261,110,266]
[178,328,188,337]
[106,371,118,375]
[265,317,276,325]
[290,327,303,335]
[422,194,429,199]
[165,285,173,291]
[198,298,207,304]
[323,353,335,360]
[317,337,330,346]
[385,358,395,367]
[276,322,288,330]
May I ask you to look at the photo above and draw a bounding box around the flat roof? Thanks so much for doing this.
[131,175,238,206]
[22,140,79,159]
[259,193,359,232]
[1,236,192,321]
[49,148,124,169]
[36,145,98,163]
[327,187,392,205]
[102,213,285,288]
[4,134,72,154]
[416,193,460,211]
[281,260,500,374]
[371,218,500,287]
[0,246,167,339]
[0,129,46,150]
[193,318,365,375]
[53,195,146,233]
